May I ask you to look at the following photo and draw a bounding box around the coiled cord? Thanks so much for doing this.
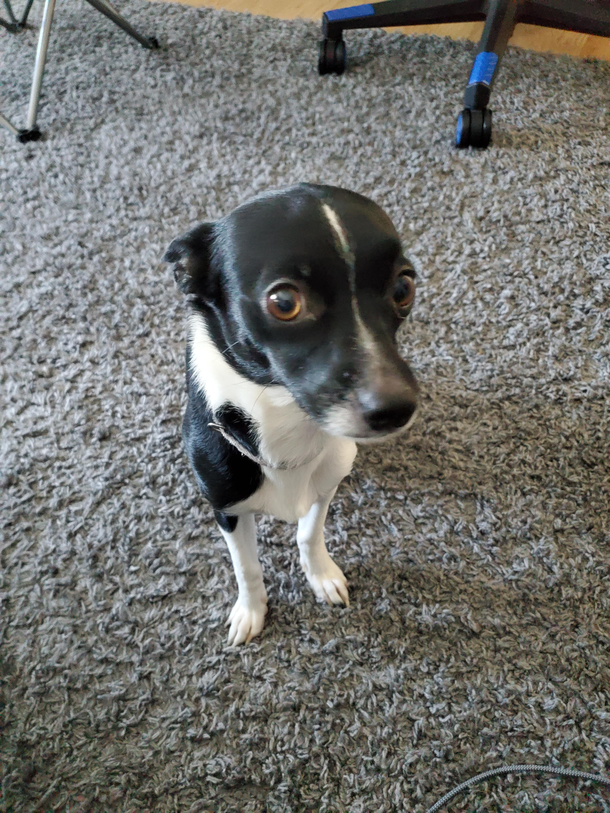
[425,764,610,813]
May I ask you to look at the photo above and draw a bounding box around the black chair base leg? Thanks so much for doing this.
[455,0,516,148]
[318,0,610,146]
[521,0,610,39]
[319,0,486,73]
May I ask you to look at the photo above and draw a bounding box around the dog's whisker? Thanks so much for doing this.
[220,339,242,358]
[249,384,270,414]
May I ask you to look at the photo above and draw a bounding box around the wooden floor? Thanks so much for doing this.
[164,0,610,61]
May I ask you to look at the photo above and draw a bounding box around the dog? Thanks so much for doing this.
[165,183,418,645]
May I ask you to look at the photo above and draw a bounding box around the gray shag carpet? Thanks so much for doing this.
[1,2,610,811]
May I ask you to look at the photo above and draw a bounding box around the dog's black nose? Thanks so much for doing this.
[359,388,417,433]
[363,402,416,433]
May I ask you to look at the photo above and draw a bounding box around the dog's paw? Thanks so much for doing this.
[301,555,349,607]
[226,595,268,646]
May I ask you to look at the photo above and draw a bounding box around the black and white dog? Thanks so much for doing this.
[165,183,418,645]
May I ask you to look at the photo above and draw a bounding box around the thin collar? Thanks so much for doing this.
[208,421,322,471]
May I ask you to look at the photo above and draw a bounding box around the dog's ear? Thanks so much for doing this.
[164,222,216,298]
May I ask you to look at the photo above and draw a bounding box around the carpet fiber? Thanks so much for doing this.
[1,2,610,811]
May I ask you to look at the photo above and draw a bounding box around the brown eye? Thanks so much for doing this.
[392,273,416,312]
[266,285,304,321]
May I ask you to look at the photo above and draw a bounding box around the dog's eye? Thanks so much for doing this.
[392,273,416,312]
[266,285,304,322]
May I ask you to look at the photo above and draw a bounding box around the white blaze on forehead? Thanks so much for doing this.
[320,201,382,362]
[321,202,352,262]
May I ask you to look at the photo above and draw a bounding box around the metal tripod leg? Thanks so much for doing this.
[0,113,20,136]
[1,0,36,31]
[84,0,157,49]
[20,0,36,25]
[0,0,158,142]
[0,0,57,140]
[20,0,57,139]
[3,0,18,24]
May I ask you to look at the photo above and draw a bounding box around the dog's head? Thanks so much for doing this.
[165,183,419,442]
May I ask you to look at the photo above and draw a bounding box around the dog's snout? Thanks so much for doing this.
[358,385,417,434]
[363,401,416,433]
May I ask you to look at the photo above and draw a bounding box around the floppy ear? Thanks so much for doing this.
[164,222,216,298]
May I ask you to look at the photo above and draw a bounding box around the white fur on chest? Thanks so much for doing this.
[188,314,357,522]
[236,438,357,522]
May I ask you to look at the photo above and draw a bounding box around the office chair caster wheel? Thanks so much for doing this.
[456,108,492,149]
[318,38,346,75]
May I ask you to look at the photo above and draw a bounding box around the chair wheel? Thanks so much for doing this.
[318,38,346,75]
[456,108,492,149]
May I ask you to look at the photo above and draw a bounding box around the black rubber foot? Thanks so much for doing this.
[456,108,492,149]
[318,38,346,75]
[147,36,159,49]
[17,127,42,143]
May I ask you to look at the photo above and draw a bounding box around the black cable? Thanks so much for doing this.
[425,764,610,813]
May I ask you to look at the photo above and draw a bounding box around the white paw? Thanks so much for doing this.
[301,555,349,607]
[226,595,268,646]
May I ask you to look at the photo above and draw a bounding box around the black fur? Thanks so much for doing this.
[214,403,261,461]
[165,222,217,299]
[182,347,264,512]
[214,511,238,533]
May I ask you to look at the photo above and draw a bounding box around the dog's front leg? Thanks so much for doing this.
[216,512,268,645]
[297,490,349,608]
